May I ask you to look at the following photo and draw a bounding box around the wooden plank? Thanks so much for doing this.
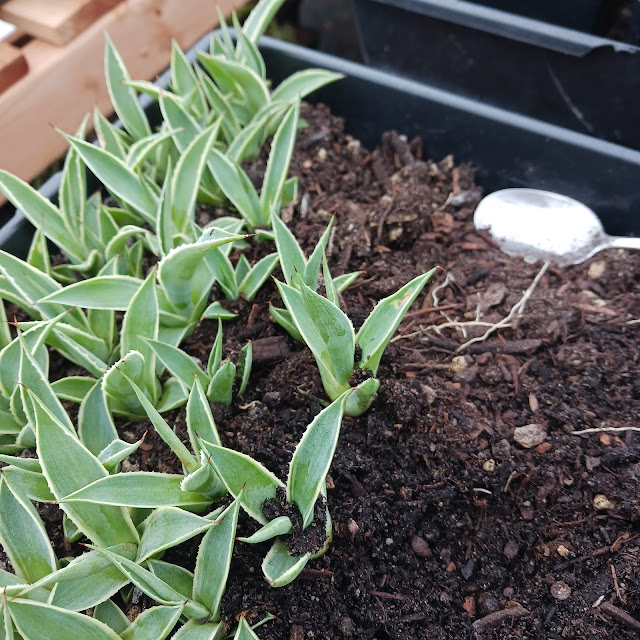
[0,0,247,205]
[0,41,27,92]
[0,0,123,46]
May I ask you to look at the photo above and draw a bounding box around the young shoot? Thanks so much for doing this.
[199,389,351,587]
[276,252,437,415]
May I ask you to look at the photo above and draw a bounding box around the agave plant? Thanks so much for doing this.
[272,219,437,416]
[0,386,266,638]
[268,214,360,339]
[200,389,352,587]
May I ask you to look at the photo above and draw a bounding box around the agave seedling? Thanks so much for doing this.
[144,318,252,406]
[0,114,163,284]
[207,101,300,229]
[274,228,437,415]
[39,224,246,344]
[199,389,352,587]
[269,215,360,339]
[0,387,265,638]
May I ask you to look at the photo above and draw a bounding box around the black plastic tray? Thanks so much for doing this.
[465,0,607,34]
[351,0,640,150]
[1,33,639,260]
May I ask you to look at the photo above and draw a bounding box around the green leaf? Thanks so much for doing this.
[60,115,89,233]
[233,13,266,78]
[204,249,238,300]
[144,338,209,389]
[27,227,51,276]
[98,438,144,473]
[94,600,130,634]
[7,599,122,640]
[21,544,136,612]
[208,149,261,226]
[91,547,210,620]
[271,69,344,104]
[94,108,128,159]
[51,376,97,403]
[157,227,246,315]
[322,254,338,307]
[105,36,151,140]
[201,302,237,320]
[156,376,189,413]
[343,377,379,418]
[61,133,157,225]
[238,253,279,301]
[157,157,178,256]
[1,466,53,502]
[237,516,292,544]
[39,275,143,310]
[356,269,437,374]
[121,270,159,396]
[237,342,253,397]
[30,390,139,547]
[193,496,241,622]
[206,360,235,405]
[19,331,74,432]
[186,378,221,455]
[172,120,223,230]
[199,440,283,524]
[125,80,161,101]
[334,271,360,293]
[207,318,223,377]
[171,40,205,106]
[287,393,347,528]
[235,255,251,285]
[227,117,268,164]
[195,67,240,143]
[243,0,287,42]
[78,379,119,456]
[88,307,116,354]
[281,176,298,206]
[196,52,269,123]
[62,472,210,509]
[121,605,183,640]
[0,456,40,472]
[171,619,222,639]
[260,102,299,220]
[0,170,84,264]
[159,91,202,154]
[47,329,108,379]
[277,278,354,400]
[126,130,176,170]
[233,617,262,640]
[262,540,310,588]
[269,305,301,341]
[0,298,11,351]
[0,477,56,583]
[124,374,198,472]
[0,250,86,328]
[146,560,193,600]
[303,218,334,290]
[102,350,148,418]
[272,214,307,286]
[136,507,220,563]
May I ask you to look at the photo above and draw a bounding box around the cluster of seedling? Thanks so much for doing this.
[0,1,435,637]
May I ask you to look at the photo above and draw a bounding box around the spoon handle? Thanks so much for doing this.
[607,236,640,252]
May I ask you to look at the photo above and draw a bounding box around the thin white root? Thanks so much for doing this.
[430,273,469,337]
[572,426,640,435]
[452,262,550,353]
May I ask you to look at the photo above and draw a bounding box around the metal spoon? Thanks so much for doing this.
[473,188,640,267]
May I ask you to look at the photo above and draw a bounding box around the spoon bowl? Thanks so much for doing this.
[474,188,640,266]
